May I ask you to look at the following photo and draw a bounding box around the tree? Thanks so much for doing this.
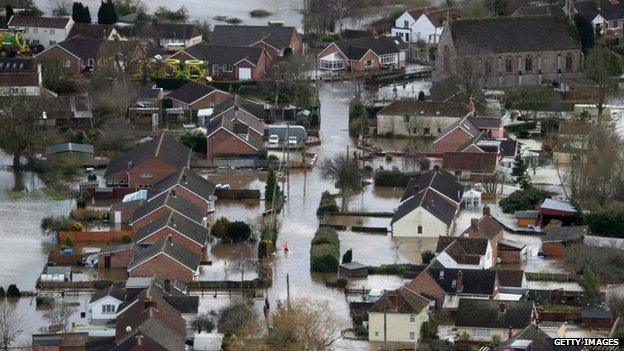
[454,54,489,99]
[320,153,361,211]
[154,5,188,21]
[64,235,74,248]
[586,47,624,122]
[5,5,14,20]
[44,304,77,332]
[341,249,352,264]
[417,90,426,101]
[178,131,207,154]
[461,0,491,18]
[5,285,18,299]
[97,0,117,24]
[264,169,281,203]
[0,288,4,298]
[511,154,530,188]
[218,304,252,337]
[505,86,556,120]
[192,314,215,333]
[574,14,594,53]
[0,301,25,350]
[49,0,71,16]
[226,221,252,242]
[421,250,435,264]
[72,2,91,23]
[113,0,147,18]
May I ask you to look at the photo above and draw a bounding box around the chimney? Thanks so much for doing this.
[500,302,507,313]
[483,206,491,217]
[127,160,133,169]
[164,279,171,293]
[144,299,157,309]
[456,270,463,292]
[433,165,440,171]
[166,234,173,244]
[508,326,513,339]
[170,216,175,227]
[170,189,176,197]
[470,218,479,230]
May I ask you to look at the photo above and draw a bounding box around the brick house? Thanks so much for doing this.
[133,21,203,50]
[317,36,408,72]
[68,23,120,40]
[133,212,210,256]
[434,236,494,269]
[8,15,73,48]
[206,97,265,159]
[104,133,191,188]
[147,168,216,213]
[0,58,46,97]
[432,115,480,154]
[376,100,471,137]
[442,151,498,180]
[169,42,271,80]
[34,37,112,74]
[462,207,503,259]
[541,226,586,257]
[166,81,232,123]
[98,242,140,269]
[210,25,303,58]
[433,16,582,88]
[127,237,201,283]
[130,190,206,230]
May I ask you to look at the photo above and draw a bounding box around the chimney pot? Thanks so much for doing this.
[456,270,464,292]
[483,206,491,216]
[470,218,479,230]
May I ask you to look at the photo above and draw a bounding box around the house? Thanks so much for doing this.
[45,142,94,163]
[541,226,586,257]
[496,323,562,351]
[32,332,88,351]
[206,96,265,159]
[317,36,408,72]
[433,16,582,87]
[442,152,498,181]
[0,58,46,96]
[573,0,624,36]
[67,22,120,40]
[109,199,145,224]
[455,299,537,343]
[391,7,461,45]
[406,267,500,309]
[368,287,431,349]
[210,25,303,58]
[391,168,464,237]
[462,207,503,259]
[166,81,232,123]
[104,133,191,188]
[34,37,112,74]
[169,42,271,80]
[147,168,216,213]
[429,76,487,107]
[470,117,504,138]
[8,15,73,48]
[540,198,578,225]
[89,284,126,321]
[434,236,493,269]
[133,211,210,255]
[98,242,140,269]
[376,100,471,137]
[127,237,201,283]
[497,239,527,263]
[496,269,526,291]
[128,86,164,131]
[133,21,203,50]
[129,190,206,230]
[581,308,614,329]
[431,115,480,154]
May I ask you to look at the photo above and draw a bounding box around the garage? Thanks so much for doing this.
[238,67,252,80]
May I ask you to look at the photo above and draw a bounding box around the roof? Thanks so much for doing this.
[0,58,35,72]
[576,0,624,21]
[496,324,557,351]
[559,120,591,136]
[498,239,526,251]
[462,214,503,240]
[415,268,498,295]
[400,168,464,203]
[134,211,209,246]
[542,226,586,243]
[540,198,577,214]
[104,134,191,178]
[8,15,71,28]
[514,4,565,16]
[148,168,215,202]
[211,96,265,119]
[443,152,498,173]
[130,190,205,225]
[57,38,105,59]
[332,36,407,60]
[429,76,486,104]
[113,332,170,351]
[211,25,298,51]
[470,117,502,129]
[434,115,481,145]
[99,242,138,255]
[162,295,199,314]
[455,299,535,329]
[32,333,89,347]
[496,269,524,287]
[499,139,518,157]
[90,284,126,303]
[448,16,579,55]
[582,308,613,319]
[392,187,459,226]
[339,261,368,270]
[167,81,222,105]
[436,236,489,255]
[128,237,201,272]
[182,42,265,65]
[514,210,539,218]
[133,21,202,40]
[369,287,430,313]
[45,143,94,155]
[68,23,114,39]
[377,100,470,118]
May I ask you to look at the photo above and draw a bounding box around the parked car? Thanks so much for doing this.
[269,135,279,147]
[366,289,384,303]
[287,136,298,147]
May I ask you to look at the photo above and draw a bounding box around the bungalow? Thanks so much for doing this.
[541,226,586,257]
[104,133,191,188]
[434,236,493,269]
[133,211,210,256]
[148,168,216,213]
[133,21,203,50]
[210,25,303,58]
[0,58,46,97]
[368,287,431,349]
[129,190,206,230]
[431,115,480,154]
[88,284,126,321]
[34,37,112,74]
[8,15,73,48]
[169,42,271,80]
[442,151,498,181]
[166,81,232,122]
[127,236,201,283]
[376,100,471,137]
[206,97,265,159]
[317,36,408,72]
[67,23,120,40]
[391,7,462,45]
[391,168,464,237]
[455,299,537,343]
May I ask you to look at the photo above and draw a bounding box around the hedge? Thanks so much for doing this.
[311,229,340,247]
[504,121,537,134]
[585,207,624,238]
[317,191,339,217]
[310,228,340,272]
[499,187,550,213]
[374,169,415,187]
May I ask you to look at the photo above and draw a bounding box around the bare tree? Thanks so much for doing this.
[481,174,499,194]
[0,301,25,350]
[586,47,624,123]
[453,54,490,100]
[44,304,77,332]
[320,153,361,211]
[48,0,71,16]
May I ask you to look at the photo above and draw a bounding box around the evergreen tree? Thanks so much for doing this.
[97,0,117,24]
[5,5,14,21]
[264,168,281,203]
[83,6,92,23]
[574,14,595,54]
[511,154,530,189]
[342,249,352,264]
[72,2,91,23]
[417,90,426,101]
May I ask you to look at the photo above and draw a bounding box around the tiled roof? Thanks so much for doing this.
[133,211,209,246]
[496,269,524,287]
[434,115,480,145]
[8,15,71,28]
[443,152,498,173]
[68,23,114,39]
[455,299,535,329]
[148,168,215,202]
[514,4,565,16]
[89,284,126,303]
[333,36,407,60]
[576,0,624,21]
[499,139,518,157]
[462,214,503,239]
[369,287,430,313]
[400,168,464,203]
[392,187,459,226]
[211,96,265,119]
[377,100,470,118]
[542,226,586,243]
[436,236,489,255]
[211,25,298,51]
[133,21,202,40]
[182,42,264,65]
[470,117,502,129]
[423,7,462,27]
[128,237,201,272]
[0,58,39,87]
[130,190,205,225]
[57,37,105,59]
[496,324,556,351]
[167,81,224,105]
[419,268,498,295]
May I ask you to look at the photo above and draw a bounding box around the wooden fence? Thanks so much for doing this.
[215,189,261,200]
[59,230,133,243]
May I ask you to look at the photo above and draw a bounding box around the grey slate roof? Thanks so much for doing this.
[449,16,580,55]
[499,139,518,157]
[392,187,458,226]
[436,236,489,255]
[162,295,199,314]
[134,211,209,246]
[576,0,624,21]
[128,237,201,272]
[183,42,264,65]
[104,134,191,178]
[148,168,215,202]
[455,299,535,329]
[210,25,298,51]
[542,226,586,243]
[496,324,557,351]
[426,268,498,295]
[167,81,221,105]
[131,190,205,225]
[401,168,464,203]
[211,96,265,119]
[133,21,202,40]
[58,38,104,59]
[496,269,524,287]
[369,287,430,313]
[377,100,470,117]
[333,36,407,60]
[89,284,126,303]
[8,15,71,28]
[68,23,114,40]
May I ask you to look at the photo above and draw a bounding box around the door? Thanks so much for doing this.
[238,67,252,80]
[104,256,111,268]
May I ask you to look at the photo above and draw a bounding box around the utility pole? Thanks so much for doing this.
[383,291,387,351]
[286,273,291,310]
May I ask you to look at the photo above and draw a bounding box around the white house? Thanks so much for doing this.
[376,100,471,137]
[391,168,464,237]
[8,15,74,48]
[88,285,126,321]
[368,287,431,349]
[434,236,494,269]
[390,7,461,45]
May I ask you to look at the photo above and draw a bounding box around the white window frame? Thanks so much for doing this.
[410,314,416,323]
[365,59,373,68]
[62,60,71,68]
[473,328,490,338]
[102,304,116,314]
[50,29,55,35]
[409,331,416,340]
[224,64,233,72]
[380,54,395,65]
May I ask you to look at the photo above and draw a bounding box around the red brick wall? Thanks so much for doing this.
[351,50,381,72]
[129,254,195,283]
[432,129,473,154]
[290,31,303,56]
[189,90,232,110]
[127,158,179,188]
[99,249,135,269]
[542,242,566,257]
[132,207,172,231]
[36,46,82,74]
[498,249,521,263]
[207,128,258,159]
[406,272,446,305]
[136,227,205,255]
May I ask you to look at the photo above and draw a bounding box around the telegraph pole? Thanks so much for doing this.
[286,273,291,310]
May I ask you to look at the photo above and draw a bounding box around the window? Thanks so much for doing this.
[212,64,219,75]
[380,54,395,65]
[505,57,513,73]
[374,331,379,338]
[140,172,154,178]
[23,28,29,33]
[86,58,94,67]
[417,225,422,234]
[62,60,71,68]
[102,304,116,313]
[33,28,38,34]
[365,59,373,67]
[32,40,40,45]
[437,127,442,134]
[611,20,619,28]
[525,55,532,72]
[49,40,56,46]
[320,60,344,70]
[224,64,233,72]
[410,314,416,323]
[473,328,490,338]
[423,127,430,135]
[565,53,574,72]
[409,331,416,340]
[50,29,55,35]
[404,20,409,28]
[405,33,409,42]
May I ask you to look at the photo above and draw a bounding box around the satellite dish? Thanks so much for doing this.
[206,76,213,82]
[126,326,132,333]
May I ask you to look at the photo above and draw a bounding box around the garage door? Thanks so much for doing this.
[238,68,252,80]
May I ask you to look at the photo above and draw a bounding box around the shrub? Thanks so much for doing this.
[121,234,132,244]
[257,148,268,160]
[374,168,415,187]
[0,287,4,298]
[218,304,251,336]
[316,191,339,217]
[211,217,229,239]
[310,228,340,272]
[258,239,274,258]
[6,284,20,298]
[421,250,435,264]
[226,221,251,242]
[311,229,340,247]
[585,207,624,238]
[504,121,537,134]
[192,314,215,333]
[342,249,353,264]
[499,187,550,213]
[335,278,348,288]
[64,236,74,248]
[178,130,207,154]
